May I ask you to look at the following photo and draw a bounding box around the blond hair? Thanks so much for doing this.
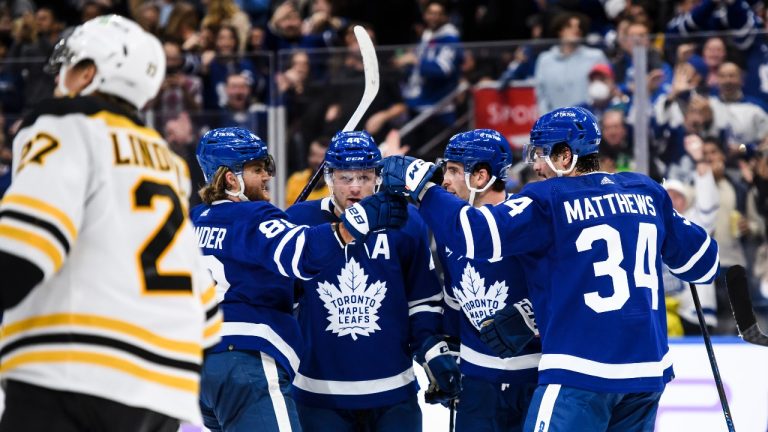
[198,166,231,204]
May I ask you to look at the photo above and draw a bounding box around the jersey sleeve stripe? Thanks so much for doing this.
[0,225,63,271]
[0,333,200,372]
[538,352,673,379]
[459,206,475,259]
[0,351,198,393]
[0,210,70,252]
[460,343,541,370]
[690,255,720,284]
[273,225,303,278]
[200,283,216,305]
[478,206,502,261]
[291,231,310,280]
[203,317,222,340]
[668,235,711,275]
[220,322,301,373]
[3,194,77,241]
[407,292,443,307]
[408,304,443,316]
[204,304,220,321]
[2,314,200,356]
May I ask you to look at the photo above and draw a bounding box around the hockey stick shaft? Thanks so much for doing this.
[726,265,768,346]
[689,282,736,432]
[449,399,455,432]
[293,25,380,204]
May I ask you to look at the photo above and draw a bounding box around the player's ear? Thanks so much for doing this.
[224,171,238,191]
[473,167,491,188]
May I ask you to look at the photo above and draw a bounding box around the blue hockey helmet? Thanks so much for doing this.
[196,127,272,183]
[444,129,513,181]
[324,130,381,171]
[525,106,601,163]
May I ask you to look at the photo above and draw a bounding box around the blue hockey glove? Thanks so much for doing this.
[380,156,439,202]
[479,299,539,358]
[416,336,462,405]
[341,192,408,241]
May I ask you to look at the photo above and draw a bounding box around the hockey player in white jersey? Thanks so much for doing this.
[287,130,461,432]
[437,129,540,431]
[376,106,719,431]
[192,127,409,431]
[0,15,221,431]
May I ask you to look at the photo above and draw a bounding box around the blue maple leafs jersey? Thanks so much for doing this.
[437,235,540,385]
[286,198,443,409]
[190,200,342,379]
[420,172,719,393]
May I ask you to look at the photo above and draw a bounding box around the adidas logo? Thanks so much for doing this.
[601,177,614,185]
[201,209,210,217]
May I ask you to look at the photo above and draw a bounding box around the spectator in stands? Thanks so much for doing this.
[81,1,108,23]
[578,63,629,117]
[302,0,345,44]
[667,0,768,111]
[148,40,203,128]
[263,1,327,54]
[285,137,329,206]
[210,72,268,136]
[395,0,463,158]
[703,135,765,333]
[324,24,406,142]
[201,0,251,54]
[201,25,262,110]
[662,136,720,335]
[164,112,204,207]
[11,7,64,108]
[533,11,607,113]
[611,17,670,103]
[164,2,200,50]
[599,110,633,172]
[703,37,727,92]
[710,62,768,147]
[0,33,22,116]
[135,2,161,36]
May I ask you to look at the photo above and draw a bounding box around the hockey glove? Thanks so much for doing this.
[479,299,539,358]
[379,156,439,202]
[416,336,462,405]
[341,192,409,242]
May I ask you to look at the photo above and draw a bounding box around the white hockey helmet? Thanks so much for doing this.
[49,15,165,109]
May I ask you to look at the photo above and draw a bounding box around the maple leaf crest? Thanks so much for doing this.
[452,263,508,330]
[316,257,387,340]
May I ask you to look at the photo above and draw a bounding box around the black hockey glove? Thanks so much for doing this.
[415,336,462,405]
[341,192,408,241]
[379,156,439,202]
[479,299,539,358]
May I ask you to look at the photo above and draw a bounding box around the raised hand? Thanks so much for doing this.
[379,155,439,202]
[340,192,409,241]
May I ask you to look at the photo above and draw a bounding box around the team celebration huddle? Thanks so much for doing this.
[3,6,765,432]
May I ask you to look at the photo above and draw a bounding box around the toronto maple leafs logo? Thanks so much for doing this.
[453,263,508,330]
[317,258,387,340]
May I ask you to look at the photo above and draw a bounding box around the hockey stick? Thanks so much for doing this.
[448,399,456,432]
[292,25,380,204]
[689,282,736,432]
[726,265,768,346]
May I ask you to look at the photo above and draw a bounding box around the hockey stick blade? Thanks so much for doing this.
[293,25,380,205]
[726,265,768,346]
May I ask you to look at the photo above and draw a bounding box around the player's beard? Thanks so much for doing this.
[244,180,270,202]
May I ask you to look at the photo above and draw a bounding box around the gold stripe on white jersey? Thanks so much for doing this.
[0,224,63,271]
[2,313,202,356]
[2,193,77,241]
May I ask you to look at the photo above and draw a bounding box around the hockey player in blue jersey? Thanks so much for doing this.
[437,129,541,432]
[375,106,720,431]
[437,129,540,432]
[286,130,461,432]
[191,127,408,432]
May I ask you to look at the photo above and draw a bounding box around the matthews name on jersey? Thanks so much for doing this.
[191,198,343,380]
[438,235,540,385]
[420,171,719,393]
[286,197,443,409]
[0,96,222,424]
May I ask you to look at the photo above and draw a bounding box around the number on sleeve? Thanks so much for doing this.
[503,196,533,217]
[259,219,296,238]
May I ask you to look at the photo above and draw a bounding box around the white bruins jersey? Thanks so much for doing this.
[0,96,221,424]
